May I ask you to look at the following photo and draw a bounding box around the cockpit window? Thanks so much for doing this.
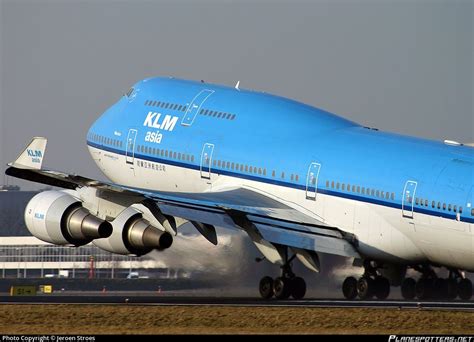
[126,88,134,97]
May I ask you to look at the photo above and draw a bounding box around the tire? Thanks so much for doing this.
[374,276,390,300]
[291,277,306,300]
[357,277,373,299]
[401,278,416,300]
[458,278,473,301]
[273,277,291,300]
[446,279,458,300]
[342,277,358,300]
[259,276,274,299]
[416,278,433,300]
[433,278,447,300]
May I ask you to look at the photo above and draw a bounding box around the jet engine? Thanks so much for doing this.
[93,206,173,256]
[24,190,112,246]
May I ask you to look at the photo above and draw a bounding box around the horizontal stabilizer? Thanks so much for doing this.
[8,137,47,170]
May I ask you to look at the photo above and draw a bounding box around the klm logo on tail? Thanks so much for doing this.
[27,149,43,164]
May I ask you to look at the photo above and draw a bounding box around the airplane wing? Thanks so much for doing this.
[6,138,360,267]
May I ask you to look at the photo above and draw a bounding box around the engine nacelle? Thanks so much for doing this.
[93,206,173,256]
[25,190,113,246]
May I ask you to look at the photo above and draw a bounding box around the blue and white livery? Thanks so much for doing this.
[6,77,474,300]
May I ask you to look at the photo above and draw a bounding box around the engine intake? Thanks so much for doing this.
[25,190,112,246]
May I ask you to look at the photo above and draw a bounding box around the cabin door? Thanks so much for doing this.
[182,89,214,126]
[305,162,321,200]
[200,143,214,179]
[402,180,417,218]
[125,129,137,165]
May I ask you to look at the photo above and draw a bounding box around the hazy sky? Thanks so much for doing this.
[1,0,472,190]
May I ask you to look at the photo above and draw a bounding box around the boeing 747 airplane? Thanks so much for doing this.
[6,77,474,300]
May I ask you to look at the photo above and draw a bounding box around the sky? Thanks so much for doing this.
[0,0,473,190]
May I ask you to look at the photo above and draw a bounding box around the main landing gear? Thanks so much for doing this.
[342,260,391,300]
[259,252,307,300]
[400,267,473,300]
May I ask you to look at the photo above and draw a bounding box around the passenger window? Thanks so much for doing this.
[231,114,236,120]
[227,114,232,119]
[459,207,463,214]
[385,192,390,200]
[240,165,244,172]
[453,205,457,212]
[352,185,356,192]
[258,168,262,175]
[191,155,194,162]
[217,112,222,118]
[281,172,285,179]
[173,152,177,159]
[331,181,334,188]
[357,186,360,193]
[263,169,267,176]
[342,184,345,191]
[448,204,452,211]
[443,203,446,210]
[291,174,294,181]
[391,193,395,200]
[245,165,248,172]
[376,190,380,197]
[336,182,340,190]
[437,202,441,209]
[227,162,231,169]
[415,198,419,205]
[361,187,365,194]
[471,208,474,216]
[347,184,351,192]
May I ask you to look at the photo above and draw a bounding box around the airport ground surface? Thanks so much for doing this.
[2,292,474,334]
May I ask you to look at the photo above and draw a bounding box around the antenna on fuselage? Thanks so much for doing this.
[235,80,240,91]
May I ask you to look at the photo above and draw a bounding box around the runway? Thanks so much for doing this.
[2,294,474,311]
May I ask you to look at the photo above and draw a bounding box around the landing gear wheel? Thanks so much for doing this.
[447,279,458,300]
[273,277,291,299]
[291,277,306,300]
[433,278,448,300]
[342,277,358,300]
[416,278,433,300]
[401,278,416,300]
[457,278,473,301]
[259,276,274,299]
[374,277,390,300]
[357,277,373,299]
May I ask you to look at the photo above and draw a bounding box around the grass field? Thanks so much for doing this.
[1,304,473,334]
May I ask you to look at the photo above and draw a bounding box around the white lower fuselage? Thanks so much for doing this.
[90,145,474,272]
